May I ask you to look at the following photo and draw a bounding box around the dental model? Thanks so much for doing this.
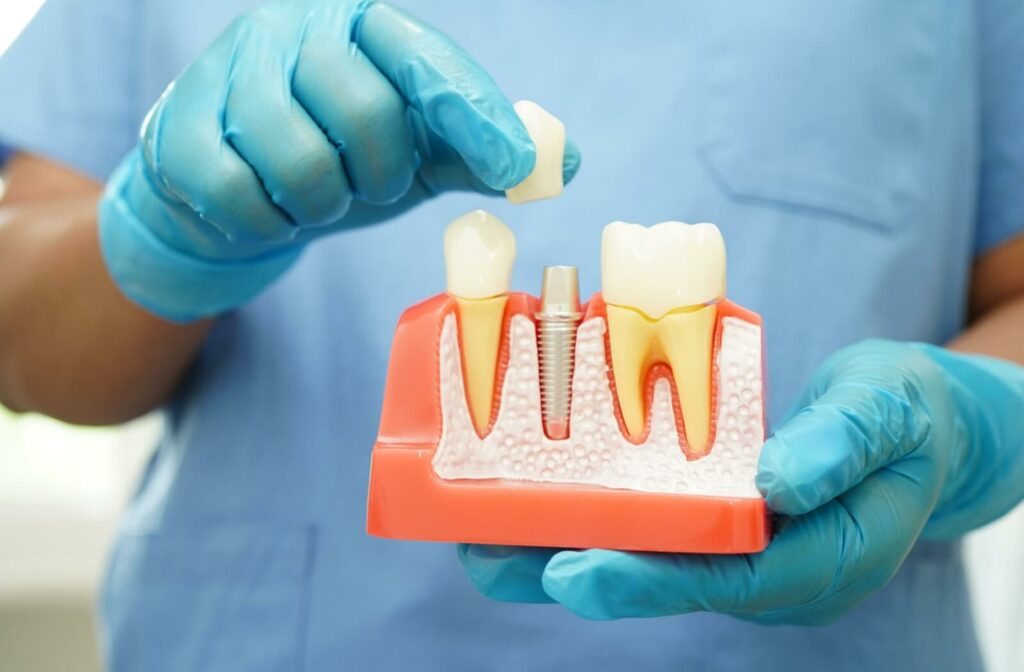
[367,215,769,554]
[443,210,516,435]
[505,100,565,204]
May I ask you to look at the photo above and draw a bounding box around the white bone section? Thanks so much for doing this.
[432,315,764,497]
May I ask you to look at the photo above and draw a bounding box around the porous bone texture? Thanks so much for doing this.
[432,314,763,497]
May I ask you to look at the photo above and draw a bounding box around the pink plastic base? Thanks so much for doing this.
[366,293,770,554]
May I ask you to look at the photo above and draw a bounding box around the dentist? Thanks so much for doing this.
[0,1,1022,671]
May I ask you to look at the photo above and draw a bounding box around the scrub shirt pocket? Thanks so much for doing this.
[101,522,315,672]
[699,0,940,230]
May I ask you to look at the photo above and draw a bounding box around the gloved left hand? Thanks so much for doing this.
[459,339,1024,624]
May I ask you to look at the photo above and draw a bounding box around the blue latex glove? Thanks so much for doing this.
[459,340,1024,624]
[99,0,579,322]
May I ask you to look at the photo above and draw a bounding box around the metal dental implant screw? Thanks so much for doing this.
[536,266,583,440]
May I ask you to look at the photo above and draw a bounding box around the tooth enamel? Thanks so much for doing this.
[444,210,516,435]
[505,100,565,204]
[602,221,726,454]
[602,221,725,319]
[444,209,516,299]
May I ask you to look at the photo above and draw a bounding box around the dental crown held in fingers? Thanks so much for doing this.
[505,100,565,204]
[367,215,770,554]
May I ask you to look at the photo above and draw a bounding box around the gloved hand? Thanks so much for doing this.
[459,339,1024,624]
[99,0,579,322]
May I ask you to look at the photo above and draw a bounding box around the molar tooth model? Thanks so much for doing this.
[366,213,770,553]
[602,221,726,455]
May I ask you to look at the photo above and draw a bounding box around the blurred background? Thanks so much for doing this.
[1,9,154,671]
[0,409,156,671]
[1,1,1023,671]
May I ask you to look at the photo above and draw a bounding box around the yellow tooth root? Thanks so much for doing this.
[659,305,717,455]
[606,306,655,438]
[455,295,508,436]
[606,304,718,454]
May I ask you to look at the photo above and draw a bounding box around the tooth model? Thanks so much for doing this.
[602,222,725,455]
[443,210,516,436]
[505,100,565,204]
[367,216,769,554]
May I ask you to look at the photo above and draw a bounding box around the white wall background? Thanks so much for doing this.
[0,0,44,55]
[0,1,1022,670]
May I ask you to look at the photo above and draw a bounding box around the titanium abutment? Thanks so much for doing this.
[536,266,583,440]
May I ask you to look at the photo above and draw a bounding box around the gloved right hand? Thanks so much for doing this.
[459,340,1024,624]
[99,0,579,322]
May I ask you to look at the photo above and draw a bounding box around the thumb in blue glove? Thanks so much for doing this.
[459,339,1024,624]
[99,0,580,322]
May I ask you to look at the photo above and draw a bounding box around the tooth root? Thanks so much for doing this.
[658,305,718,455]
[606,305,654,438]
[607,303,719,452]
[456,296,508,436]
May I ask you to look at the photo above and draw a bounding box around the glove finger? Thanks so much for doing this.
[561,139,582,185]
[752,461,939,625]
[355,2,535,190]
[292,134,580,236]
[293,28,418,206]
[141,35,296,246]
[542,464,934,622]
[122,149,307,262]
[458,544,558,604]
[118,148,231,258]
[756,366,932,516]
[224,27,354,227]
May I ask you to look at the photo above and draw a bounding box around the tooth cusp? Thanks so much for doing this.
[601,221,726,319]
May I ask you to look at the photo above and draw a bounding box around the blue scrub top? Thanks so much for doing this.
[3,1,1024,670]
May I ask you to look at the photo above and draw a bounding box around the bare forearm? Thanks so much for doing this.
[949,294,1024,364]
[0,196,210,424]
[948,233,1024,364]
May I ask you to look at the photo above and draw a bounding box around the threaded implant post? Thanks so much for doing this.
[536,266,582,440]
